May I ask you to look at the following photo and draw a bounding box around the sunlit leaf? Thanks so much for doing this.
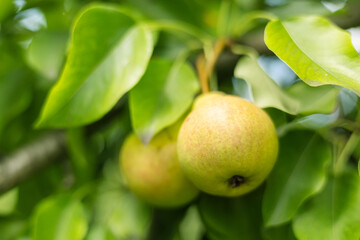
[293,170,360,240]
[263,131,331,226]
[265,16,360,95]
[36,4,155,128]
[129,58,199,143]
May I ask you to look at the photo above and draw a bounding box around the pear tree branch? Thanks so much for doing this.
[0,132,66,194]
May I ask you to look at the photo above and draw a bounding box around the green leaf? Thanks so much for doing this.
[0,44,33,136]
[0,188,18,216]
[0,70,32,135]
[0,42,32,137]
[285,81,339,115]
[66,128,95,185]
[263,223,296,240]
[276,112,339,137]
[0,0,14,22]
[293,170,360,240]
[263,131,331,226]
[91,160,151,239]
[234,55,339,115]
[234,55,299,114]
[339,88,357,115]
[146,207,188,240]
[152,0,211,29]
[269,1,330,18]
[198,187,263,240]
[265,16,360,95]
[92,182,151,239]
[33,195,88,240]
[36,4,155,128]
[178,206,204,240]
[86,225,116,240]
[0,217,26,240]
[264,108,287,129]
[129,58,199,143]
[122,0,215,31]
[16,164,64,216]
[27,31,68,79]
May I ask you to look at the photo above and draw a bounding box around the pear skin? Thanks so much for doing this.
[120,125,199,208]
[177,92,278,197]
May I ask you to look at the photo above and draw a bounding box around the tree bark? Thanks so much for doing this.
[0,132,66,194]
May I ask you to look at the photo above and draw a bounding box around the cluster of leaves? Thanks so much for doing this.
[1,0,360,239]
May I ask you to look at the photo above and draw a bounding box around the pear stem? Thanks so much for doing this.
[196,38,227,93]
[196,54,209,93]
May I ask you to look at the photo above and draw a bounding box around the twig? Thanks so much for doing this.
[0,99,127,195]
[334,133,360,175]
[0,132,66,194]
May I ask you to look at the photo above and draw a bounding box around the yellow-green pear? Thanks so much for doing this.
[120,124,199,208]
[177,92,278,197]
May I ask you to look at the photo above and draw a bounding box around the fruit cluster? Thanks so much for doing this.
[120,92,278,207]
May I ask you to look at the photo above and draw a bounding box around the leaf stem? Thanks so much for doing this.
[335,132,360,175]
[335,111,360,175]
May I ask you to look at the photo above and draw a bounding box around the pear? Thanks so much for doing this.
[120,124,199,208]
[177,92,278,197]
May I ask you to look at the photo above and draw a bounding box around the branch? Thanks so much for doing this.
[0,132,66,194]
[0,99,127,195]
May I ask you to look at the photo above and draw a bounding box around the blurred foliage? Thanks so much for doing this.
[0,0,360,239]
